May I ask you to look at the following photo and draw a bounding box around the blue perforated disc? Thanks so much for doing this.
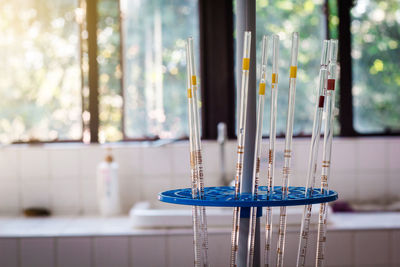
[158,186,338,207]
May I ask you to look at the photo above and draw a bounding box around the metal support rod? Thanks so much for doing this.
[236,0,259,266]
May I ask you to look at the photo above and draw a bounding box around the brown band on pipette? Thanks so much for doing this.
[327,79,335,90]
[318,95,325,108]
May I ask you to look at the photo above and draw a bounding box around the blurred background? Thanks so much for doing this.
[0,0,399,266]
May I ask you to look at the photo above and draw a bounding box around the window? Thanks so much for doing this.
[2,0,399,143]
[121,0,199,139]
[0,0,82,143]
[256,0,326,136]
[351,0,400,134]
[97,0,123,142]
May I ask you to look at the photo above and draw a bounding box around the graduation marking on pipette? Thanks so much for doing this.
[230,31,251,267]
[187,37,209,267]
[315,39,338,267]
[264,34,280,267]
[247,35,269,267]
[276,32,299,267]
[296,40,330,267]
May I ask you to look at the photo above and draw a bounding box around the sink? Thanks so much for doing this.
[129,201,330,229]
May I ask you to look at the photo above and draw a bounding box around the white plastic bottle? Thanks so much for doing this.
[96,149,121,216]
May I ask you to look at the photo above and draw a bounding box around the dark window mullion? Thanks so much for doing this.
[338,0,356,136]
[87,0,100,143]
[199,0,235,139]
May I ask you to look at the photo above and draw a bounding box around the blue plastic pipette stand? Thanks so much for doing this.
[159,186,337,207]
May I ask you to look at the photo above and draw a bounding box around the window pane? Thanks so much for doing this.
[98,0,123,142]
[0,0,82,143]
[255,0,326,136]
[352,0,400,133]
[122,0,199,139]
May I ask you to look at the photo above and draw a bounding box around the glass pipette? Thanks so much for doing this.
[264,34,279,267]
[230,31,252,267]
[296,40,330,267]
[315,39,338,267]
[185,40,202,267]
[246,35,269,267]
[188,37,209,267]
[276,32,299,267]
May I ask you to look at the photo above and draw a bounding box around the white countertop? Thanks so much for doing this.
[0,212,399,238]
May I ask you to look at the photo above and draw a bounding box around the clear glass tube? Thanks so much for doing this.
[315,39,338,267]
[188,37,209,267]
[296,40,330,267]
[230,31,252,267]
[186,40,201,267]
[264,34,279,267]
[247,35,269,267]
[276,32,299,267]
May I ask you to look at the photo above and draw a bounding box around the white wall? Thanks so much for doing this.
[0,137,398,215]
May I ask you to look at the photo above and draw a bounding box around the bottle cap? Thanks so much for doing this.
[105,148,113,163]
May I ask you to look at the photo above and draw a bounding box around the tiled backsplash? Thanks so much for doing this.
[0,137,398,215]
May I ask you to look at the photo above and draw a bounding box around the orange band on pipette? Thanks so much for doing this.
[242,58,250,70]
[187,88,192,98]
[191,75,197,85]
[289,66,297,78]
[272,73,277,84]
[259,83,266,95]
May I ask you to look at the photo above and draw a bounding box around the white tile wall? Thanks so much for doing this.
[79,145,103,180]
[21,181,51,209]
[20,149,49,180]
[356,171,387,201]
[51,180,80,214]
[387,173,400,201]
[357,139,387,170]
[49,148,80,180]
[0,181,20,214]
[388,139,400,171]
[113,147,142,177]
[119,176,140,213]
[142,146,172,176]
[329,170,357,200]
[0,138,398,215]
[81,179,97,214]
[332,139,358,171]
[0,149,18,180]
[171,144,191,176]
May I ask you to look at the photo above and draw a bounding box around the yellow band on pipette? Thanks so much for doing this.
[289,66,297,78]
[191,75,197,85]
[187,88,192,98]
[259,83,266,95]
[271,73,278,83]
[242,58,250,70]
